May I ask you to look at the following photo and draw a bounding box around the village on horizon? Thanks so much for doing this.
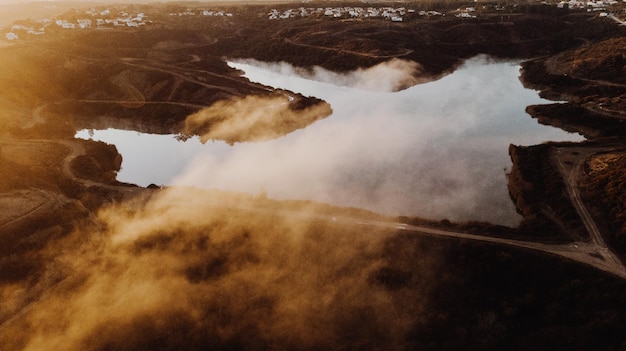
[2,0,626,41]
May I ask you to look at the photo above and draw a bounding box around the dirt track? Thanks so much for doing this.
[551,146,626,278]
[4,134,625,279]
[0,137,141,241]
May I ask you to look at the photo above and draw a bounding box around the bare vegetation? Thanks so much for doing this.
[1,2,626,350]
[581,150,626,259]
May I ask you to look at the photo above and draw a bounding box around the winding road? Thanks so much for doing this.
[3,135,625,280]
[5,36,626,280]
[282,37,414,59]
[550,146,626,278]
[260,205,626,279]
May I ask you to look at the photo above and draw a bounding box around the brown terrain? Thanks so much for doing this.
[515,31,626,263]
[2,1,626,350]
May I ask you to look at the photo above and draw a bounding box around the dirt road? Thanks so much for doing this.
[551,146,626,278]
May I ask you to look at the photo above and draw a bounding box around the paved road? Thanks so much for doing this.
[244,203,626,279]
[5,136,626,280]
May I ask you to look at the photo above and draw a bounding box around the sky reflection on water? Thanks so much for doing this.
[77,56,582,226]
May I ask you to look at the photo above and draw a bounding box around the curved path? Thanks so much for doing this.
[261,205,626,279]
[56,138,145,200]
[9,37,626,279]
[608,14,626,26]
[3,136,626,279]
[282,37,413,58]
[551,147,626,278]
[0,189,55,230]
[51,135,626,281]
[542,52,626,120]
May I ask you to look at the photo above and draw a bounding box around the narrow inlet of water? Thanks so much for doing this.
[76,56,582,226]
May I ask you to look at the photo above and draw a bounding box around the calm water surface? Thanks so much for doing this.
[76,56,582,226]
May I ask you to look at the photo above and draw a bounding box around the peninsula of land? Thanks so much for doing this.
[2,2,626,350]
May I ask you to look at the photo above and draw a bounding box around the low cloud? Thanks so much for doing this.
[0,188,432,351]
[0,56,581,350]
[235,58,427,92]
[80,57,580,227]
[173,57,572,226]
[183,95,331,144]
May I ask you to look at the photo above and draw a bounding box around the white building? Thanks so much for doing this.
[11,24,33,32]
[78,19,92,29]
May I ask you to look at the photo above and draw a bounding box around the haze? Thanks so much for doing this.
[80,57,582,226]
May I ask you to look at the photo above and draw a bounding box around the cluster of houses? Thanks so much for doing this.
[556,0,621,10]
[4,20,48,40]
[4,1,626,41]
[4,8,152,40]
[56,12,147,30]
[267,6,416,22]
[3,6,240,40]
[455,7,477,18]
[169,10,233,17]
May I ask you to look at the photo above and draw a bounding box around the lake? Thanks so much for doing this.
[76,56,582,226]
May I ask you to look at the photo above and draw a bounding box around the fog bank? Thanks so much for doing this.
[176,56,581,226]
[0,188,430,350]
[79,56,582,226]
[233,58,427,92]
